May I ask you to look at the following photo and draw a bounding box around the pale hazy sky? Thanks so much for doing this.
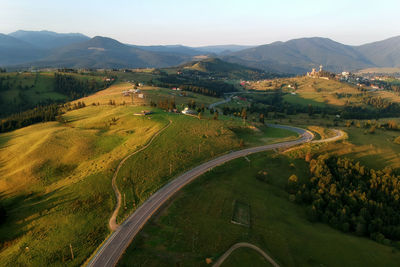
[1,0,399,46]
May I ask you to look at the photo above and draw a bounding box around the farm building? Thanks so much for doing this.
[181,107,197,115]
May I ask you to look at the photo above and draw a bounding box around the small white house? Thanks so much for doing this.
[181,107,197,115]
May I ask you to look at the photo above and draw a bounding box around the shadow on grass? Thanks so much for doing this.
[0,188,72,248]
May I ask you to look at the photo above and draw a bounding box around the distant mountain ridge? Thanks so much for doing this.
[222,37,374,74]
[0,33,46,65]
[356,36,400,68]
[33,36,194,69]
[1,30,400,74]
[9,30,90,49]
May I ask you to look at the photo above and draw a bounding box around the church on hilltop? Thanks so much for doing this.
[307,65,323,78]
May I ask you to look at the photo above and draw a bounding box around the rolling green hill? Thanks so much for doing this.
[0,72,109,117]
[177,58,280,80]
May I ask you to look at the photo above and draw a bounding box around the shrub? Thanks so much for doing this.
[394,136,400,145]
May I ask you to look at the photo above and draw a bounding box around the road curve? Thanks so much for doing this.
[311,129,345,144]
[212,242,280,267]
[87,124,313,267]
[109,119,172,230]
[208,94,233,109]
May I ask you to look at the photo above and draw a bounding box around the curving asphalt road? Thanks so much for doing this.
[208,94,234,109]
[311,129,345,144]
[87,124,314,267]
[212,242,280,267]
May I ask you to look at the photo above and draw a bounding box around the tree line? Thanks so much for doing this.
[241,92,400,120]
[154,74,237,97]
[290,154,400,245]
[0,104,61,132]
[54,73,113,100]
[0,101,87,133]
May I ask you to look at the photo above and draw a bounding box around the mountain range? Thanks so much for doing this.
[1,30,400,74]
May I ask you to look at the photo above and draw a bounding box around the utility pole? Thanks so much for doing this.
[170,163,172,175]
[124,193,127,210]
[69,244,74,260]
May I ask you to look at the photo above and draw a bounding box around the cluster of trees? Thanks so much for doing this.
[245,93,335,117]
[54,73,113,100]
[149,98,176,111]
[64,101,86,111]
[0,203,6,224]
[0,104,61,133]
[0,101,89,133]
[362,96,398,110]
[239,90,400,120]
[154,74,236,97]
[0,76,13,91]
[187,100,196,110]
[291,154,400,244]
[345,119,400,133]
[365,80,400,92]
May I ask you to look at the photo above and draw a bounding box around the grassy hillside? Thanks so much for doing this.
[0,104,164,266]
[118,152,400,267]
[0,71,108,117]
[248,77,362,107]
[115,117,297,222]
[0,80,297,266]
[262,112,400,172]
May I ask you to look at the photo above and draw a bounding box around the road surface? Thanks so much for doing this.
[87,124,313,267]
[311,129,345,143]
[212,242,280,267]
[208,94,234,109]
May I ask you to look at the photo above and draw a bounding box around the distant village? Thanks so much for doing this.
[239,65,400,92]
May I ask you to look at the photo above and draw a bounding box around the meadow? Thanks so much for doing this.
[0,104,165,266]
[267,112,400,171]
[118,152,400,267]
[76,82,221,108]
[0,80,297,266]
[0,71,106,116]
[115,114,297,222]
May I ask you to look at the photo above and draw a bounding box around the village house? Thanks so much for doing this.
[181,107,197,115]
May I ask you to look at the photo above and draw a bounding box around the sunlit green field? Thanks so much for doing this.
[118,152,400,267]
[0,72,105,116]
[0,77,298,266]
[0,104,164,266]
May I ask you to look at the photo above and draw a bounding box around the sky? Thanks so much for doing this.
[1,0,399,46]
